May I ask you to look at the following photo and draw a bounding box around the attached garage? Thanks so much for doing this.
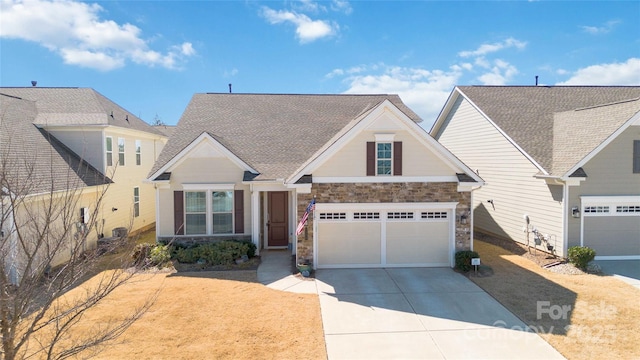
[314,203,456,268]
[581,196,640,260]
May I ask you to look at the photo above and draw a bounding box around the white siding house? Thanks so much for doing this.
[431,86,640,259]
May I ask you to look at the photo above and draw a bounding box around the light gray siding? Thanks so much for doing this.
[568,126,640,256]
[435,96,565,254]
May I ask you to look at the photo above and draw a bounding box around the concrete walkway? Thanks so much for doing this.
[257,250,317,294]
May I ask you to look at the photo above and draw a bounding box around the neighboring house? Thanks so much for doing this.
[153,125,177,138]
[0,88,167,269]
[431,86,640,260]
[147,93,483,269]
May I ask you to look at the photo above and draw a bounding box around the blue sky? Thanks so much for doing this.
[1,0,639,129]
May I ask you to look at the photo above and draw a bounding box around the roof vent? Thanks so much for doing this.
[125,115,129,122]
[535,75,539,86]
[228,83,232,93]
[31,81,37,87]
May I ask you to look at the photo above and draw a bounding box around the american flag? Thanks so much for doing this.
[296,198,316,236]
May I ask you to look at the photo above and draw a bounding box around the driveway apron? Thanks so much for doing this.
[315,268,565,360]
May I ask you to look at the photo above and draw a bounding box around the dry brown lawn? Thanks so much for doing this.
[470,238,640,360]
[39,269,326,360]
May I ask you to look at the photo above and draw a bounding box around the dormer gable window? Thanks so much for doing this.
[367,134,402,176]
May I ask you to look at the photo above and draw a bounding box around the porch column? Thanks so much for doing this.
[251,190,260,255]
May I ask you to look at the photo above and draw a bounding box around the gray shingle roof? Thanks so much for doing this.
[149,93,421,180]
[552,98,640,176]
[457,86,640,174]
[1,94,111,195]
[0,87,165,136]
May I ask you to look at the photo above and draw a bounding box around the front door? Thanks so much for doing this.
[268,192,288,247]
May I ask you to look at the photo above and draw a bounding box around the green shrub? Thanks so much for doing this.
[455,250,479,272]
[567,246,596,270]
[149,244,172,267]
[171,241,254,266]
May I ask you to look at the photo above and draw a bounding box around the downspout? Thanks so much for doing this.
[562,183,569,257]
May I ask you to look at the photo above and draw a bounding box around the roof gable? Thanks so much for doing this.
[288,99,483,184]
[433,86,640,174]
[0,94,110,195]
[0,87,164,136]
[556,98,640,177]
[148,132,257,181]
[149,94,422,181]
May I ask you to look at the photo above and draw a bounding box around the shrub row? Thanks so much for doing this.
[172,241,256,266]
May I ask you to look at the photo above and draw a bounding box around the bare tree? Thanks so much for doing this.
[0,95,154,360]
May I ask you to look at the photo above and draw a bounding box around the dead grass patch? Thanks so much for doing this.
[469,238,640,360]
[32,268,326,359]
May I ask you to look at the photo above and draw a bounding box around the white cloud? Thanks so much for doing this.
[476,59,518,85]
[0,0,195,71]
[261,6,337,43]
[581,20,620,35]
[335,64,463,127]
[557,58,640,85]
[458,37,527,58]
[331,0,353,15]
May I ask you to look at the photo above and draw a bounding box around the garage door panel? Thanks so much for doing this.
[584,217,640,256]
[318,222,381,265]
[386,222,449,265]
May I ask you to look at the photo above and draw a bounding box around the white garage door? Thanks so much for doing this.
[581,196,640,259]
[315,203,455,268]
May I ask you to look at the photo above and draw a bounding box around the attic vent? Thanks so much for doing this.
[31,81,37,87]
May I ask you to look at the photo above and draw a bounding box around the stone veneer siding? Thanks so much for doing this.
[296,182,471,266]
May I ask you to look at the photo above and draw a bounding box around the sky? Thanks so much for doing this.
[1,0,639,130]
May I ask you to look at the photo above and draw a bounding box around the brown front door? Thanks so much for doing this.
[268,192,289,247]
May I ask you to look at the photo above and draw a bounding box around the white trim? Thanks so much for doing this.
[182,183,235,191]
[595,255,640,260]
[313,176,459,183]
[581,195,640,205]
[564,110,640,178]
[432,88,549,175]
[316,202,458,211]
[148,132,257,181]
[374,133,396,142]
[287,99,483,185]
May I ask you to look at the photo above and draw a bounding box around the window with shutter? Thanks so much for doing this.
[174,191,184,235]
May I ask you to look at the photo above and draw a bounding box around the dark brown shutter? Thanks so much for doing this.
[634,140,640,173]
[366,142,375,176]
[174,191,184,235]
[393,141,402,176]
[234,190,244,234]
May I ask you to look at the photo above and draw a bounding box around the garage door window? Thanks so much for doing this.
[584,206,609,214]
[319,212,347,220]
[616,206,640,213]
[421,211,448,219]
[354,212,380,220]
[388,212,414,219]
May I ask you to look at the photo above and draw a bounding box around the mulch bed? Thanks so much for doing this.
[171,257,261,272]
[475,231,562,267]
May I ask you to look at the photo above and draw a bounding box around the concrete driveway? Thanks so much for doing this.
[315,268,565,360]
[592,260,640,289]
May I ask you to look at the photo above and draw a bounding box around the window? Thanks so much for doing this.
[118,138,125,166]
[212,191,233,234]
[388,212,414,219]
[319,213,346,220]
[185,192,206,235]
[583,206,609,214]
[105,137,113,166]
[421,211,448,219]
[353,212,380,220]
[135,140,141,166]
[377,143,392,175]
[616,205,640,213]
[634,140,640,173]
[133,187,140,217]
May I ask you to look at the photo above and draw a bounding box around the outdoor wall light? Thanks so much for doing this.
[571,206,580,218]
